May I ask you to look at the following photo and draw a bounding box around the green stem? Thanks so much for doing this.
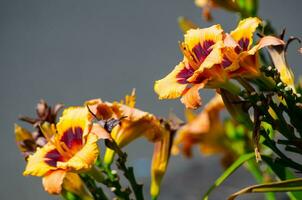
[87,166,105,183]
[101,164,131,200]
[80,173,109,200]
[106,139,145,200]
[221,80,242,96]
[116,155,144,200]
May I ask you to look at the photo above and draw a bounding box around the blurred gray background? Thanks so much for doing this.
[0,0,301,199]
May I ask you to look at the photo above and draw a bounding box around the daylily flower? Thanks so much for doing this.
[85,91,165,166]
[172,94,236,166]
[154,25,231,109]
[23,107,109,195]
[222,17,284,78]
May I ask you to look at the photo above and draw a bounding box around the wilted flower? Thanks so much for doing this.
[266,35,295,91]
[15,100,64,158]
[23,107,109,195]
[19,99,63,128]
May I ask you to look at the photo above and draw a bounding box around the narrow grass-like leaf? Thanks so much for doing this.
[227,178,302,200]
[202,153,255,200]
[262,155,302,200]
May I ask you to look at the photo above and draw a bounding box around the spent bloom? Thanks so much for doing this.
[15,100,64,158]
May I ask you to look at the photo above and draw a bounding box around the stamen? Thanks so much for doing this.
[60,142,73,158]
[54,140,71,158]
[179,43,199,69]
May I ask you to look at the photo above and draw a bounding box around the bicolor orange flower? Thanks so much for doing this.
[23,107,109,195]
[222,17,284,78]
[154,25,228,109]
[172,94,235,166]
[86,91,165,165]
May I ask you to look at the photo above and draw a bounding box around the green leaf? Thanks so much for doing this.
[262,156,302,200]
[227,178,302,200]
[202,153,255,200]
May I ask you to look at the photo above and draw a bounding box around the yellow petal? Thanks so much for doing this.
[230,17,261,49]
[42,169,66,194]
[180,82,206,109]
[184,25,223,51]
[56,107,91,140]
[57,133,99,171]
[154,62,188,99]
[23,143,59,176]
[188,41,224,80]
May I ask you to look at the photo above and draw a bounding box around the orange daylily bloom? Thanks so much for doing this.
[172,94,234,165]
[155,25,228,109]
[23,107,109,195]
[85,91,165,165]
[222,17,284,78]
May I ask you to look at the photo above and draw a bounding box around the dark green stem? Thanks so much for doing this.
[80,174,109,200]
[106,139,145,200]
